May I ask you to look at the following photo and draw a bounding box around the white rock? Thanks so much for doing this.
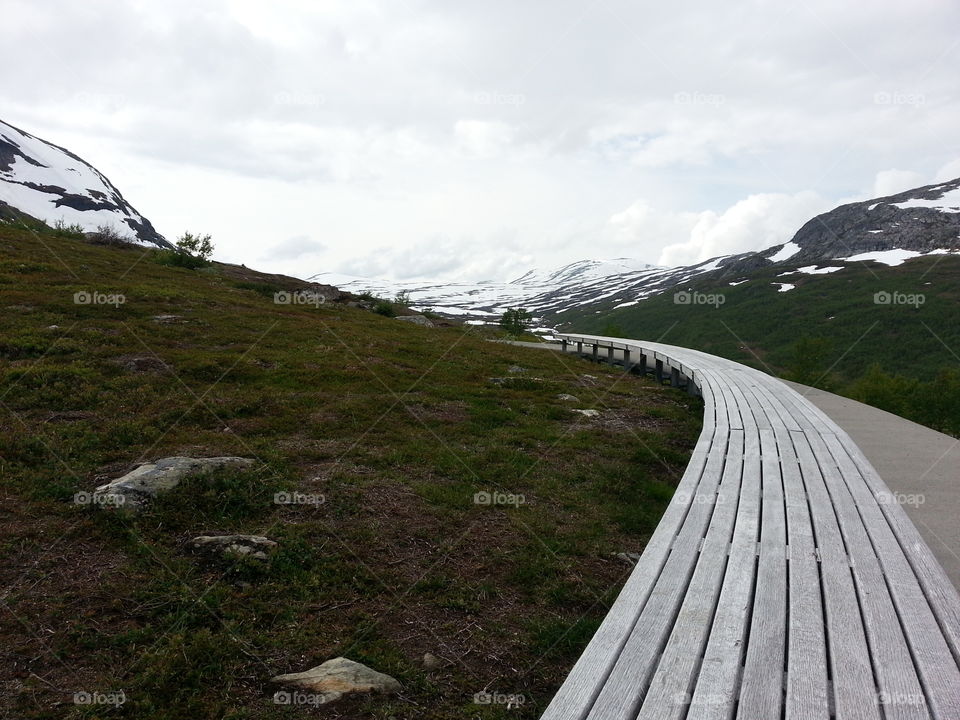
[572,409,600,417]
[271,657,401,704]
[92,457,254,509]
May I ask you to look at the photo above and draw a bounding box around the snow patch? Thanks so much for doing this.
[772,282,796,293]
[843,249,923,266]
[890,187,960,214]
[768,242,801,262]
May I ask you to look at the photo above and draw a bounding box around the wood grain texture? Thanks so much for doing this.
[542,335,960,720]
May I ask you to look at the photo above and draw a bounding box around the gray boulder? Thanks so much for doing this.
[92,456,254,509]
[395,315,434,327]
[271,657,401,705]
[556,393,580,402]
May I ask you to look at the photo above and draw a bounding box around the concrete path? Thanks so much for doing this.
[783,380,960,590]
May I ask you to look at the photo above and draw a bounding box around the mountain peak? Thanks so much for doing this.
[0,119,170,248]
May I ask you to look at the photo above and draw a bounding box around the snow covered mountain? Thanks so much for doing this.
[313,177,960,322]
[0,119,169,248]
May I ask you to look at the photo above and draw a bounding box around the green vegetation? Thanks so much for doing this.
[500,307,533,336]
[561,257,960,436]
[155,231,215,269]
[0,222,701,719]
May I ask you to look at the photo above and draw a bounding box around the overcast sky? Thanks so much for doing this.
[3,0,959,281]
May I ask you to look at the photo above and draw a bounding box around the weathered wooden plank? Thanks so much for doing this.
[824,434,960,719]
[685,390,763,719]
[841,434,960,670]
[791,431,881,720]
[545,335,960,720]
[806,431,931,720]
[539,374,725,720]
[583,425,735,719]
[636,431,746,720]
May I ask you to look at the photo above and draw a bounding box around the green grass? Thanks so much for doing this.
[0,222,702,719]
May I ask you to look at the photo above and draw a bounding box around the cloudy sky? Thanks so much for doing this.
[3,0,959,281]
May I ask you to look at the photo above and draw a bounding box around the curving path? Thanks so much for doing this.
[538,335,960,720]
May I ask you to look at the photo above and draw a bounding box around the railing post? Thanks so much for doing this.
[561,339,568,352]
[656,359,664,383]
[639,353,647,375]
[607,346,615,362]
[623,348,631,371]
[576,341,583,355]
[671,367,681,387]
[592,343,599,361]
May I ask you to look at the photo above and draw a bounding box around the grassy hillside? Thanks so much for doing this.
[0,223,701,719]
[559,257,960,435]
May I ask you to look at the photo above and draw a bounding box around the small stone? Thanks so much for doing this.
[123,356,168,373]
[151,314,183,324]
[556,393,580,402]
[422,653,441,671]
[572,409,600,417]
[190,534,277,561]
[271,657,401,705]
[507,365,526,374]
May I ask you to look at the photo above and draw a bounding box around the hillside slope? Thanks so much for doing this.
[561,253,960,434]
[0,224,700,719]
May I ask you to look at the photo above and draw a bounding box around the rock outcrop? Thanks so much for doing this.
[92,457,254,509]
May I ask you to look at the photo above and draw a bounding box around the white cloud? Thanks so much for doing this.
[263,235,326,261]
[1,0,959,281]
[872,169,926,197]
[654,192,830,267]
[935,158,960,183]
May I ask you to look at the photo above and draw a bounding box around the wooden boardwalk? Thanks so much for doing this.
[542,334,960,720]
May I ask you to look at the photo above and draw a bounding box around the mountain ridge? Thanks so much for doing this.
[314,178,960,322]
[0,118,170,248]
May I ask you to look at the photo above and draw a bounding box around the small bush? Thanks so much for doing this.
[373,300,396,317]
[155,232,214,269]
[86,224,137,247]
[52,219,85,239]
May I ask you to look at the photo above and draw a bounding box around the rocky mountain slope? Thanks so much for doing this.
[0,118,170,248]
[316,178,960,322]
